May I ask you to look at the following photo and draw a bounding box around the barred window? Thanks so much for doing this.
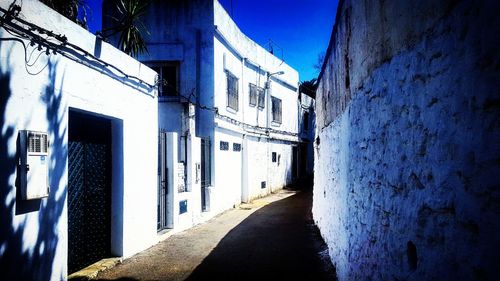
[249,84,264,107]
[257,89,265,109]
[271,96,282,124]
[226,71,239,111]
[249,84,257,106]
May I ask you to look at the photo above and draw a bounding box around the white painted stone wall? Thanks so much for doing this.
[313,1,500,280]
[0,0,157,279]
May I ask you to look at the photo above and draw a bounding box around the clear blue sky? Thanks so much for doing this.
[85,0,338,82]
[218,0,338,82]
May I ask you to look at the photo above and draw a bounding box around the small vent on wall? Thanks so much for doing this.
[220,141,229,151]
[233,143,241,152]
[28,132,48,153]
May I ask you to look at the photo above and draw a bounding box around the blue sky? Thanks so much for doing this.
[217,0,338,81]
[85,0,338,82]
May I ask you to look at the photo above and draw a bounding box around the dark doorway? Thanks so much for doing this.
[68,110,112,274]
[200,138,211,212]
[292,146,298,179]
[157,131,169,231]
[300,143,307,177]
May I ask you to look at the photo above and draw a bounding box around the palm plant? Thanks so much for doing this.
[100,0,150,57]
[39,0,87,27]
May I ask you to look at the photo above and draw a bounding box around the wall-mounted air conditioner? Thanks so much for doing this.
[19,130,50,200]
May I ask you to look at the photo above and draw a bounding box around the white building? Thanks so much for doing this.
[104,0,303,233]
[0,0,158,278]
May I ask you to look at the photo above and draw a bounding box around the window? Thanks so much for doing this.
[201,138,211,188]
[272,152,277,162]
[226,71,239,111]
[233,143,241,152]
[249,84,264,107]
[271,97,282,124]
[220,141,229,151]
[258,90,265,109]
[303,111,309,131]
[249,84,257,106]
[149,62,179,97]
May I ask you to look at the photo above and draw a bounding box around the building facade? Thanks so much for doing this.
[0,0,158,279]
[105,0,303,233]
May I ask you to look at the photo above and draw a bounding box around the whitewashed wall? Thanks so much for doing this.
[212,0,300,203]
[313,0,500,280]
[0,0,157,279]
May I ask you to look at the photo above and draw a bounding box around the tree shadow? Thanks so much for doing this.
[185,190,337,281]
[0,43,68,280]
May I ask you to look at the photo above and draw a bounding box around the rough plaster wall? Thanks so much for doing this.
[313,0,500,280]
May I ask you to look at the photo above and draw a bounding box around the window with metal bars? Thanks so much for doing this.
[257,89,265,109]
[226,71,239,111]
[271,96,282,124]
[249,84,264,107]
[249,84,257,106]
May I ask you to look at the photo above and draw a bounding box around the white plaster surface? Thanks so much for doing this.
[313,1,500,280]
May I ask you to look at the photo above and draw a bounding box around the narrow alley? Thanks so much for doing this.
[92,188,336,281]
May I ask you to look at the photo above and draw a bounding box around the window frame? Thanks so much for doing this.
[257,89,265,109]
[271,96,282,124]
[226,70,239,111]
[147,61,180,98]
[249,84,257,107]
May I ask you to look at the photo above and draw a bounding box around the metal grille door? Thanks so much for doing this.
[157,132,169,231]
[68,111,111,274]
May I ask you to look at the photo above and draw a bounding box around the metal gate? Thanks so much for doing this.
[68,111,111,274]
[200,138,211,212]
[157,131,169,231]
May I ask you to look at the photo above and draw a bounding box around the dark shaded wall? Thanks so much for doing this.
[313,0,500,280]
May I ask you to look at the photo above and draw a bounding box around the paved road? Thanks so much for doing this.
[96,188,337,281]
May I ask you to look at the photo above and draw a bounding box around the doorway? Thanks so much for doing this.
[68,111,112,274]
[200,138,211,212]
[157,131,170,231]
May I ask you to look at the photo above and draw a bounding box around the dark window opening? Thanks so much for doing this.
[303,111,309,131]
[271,96,282,124]
[149,62,179,97]
[272,152,277,162]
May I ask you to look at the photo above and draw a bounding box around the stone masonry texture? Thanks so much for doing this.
[313,0,500,280]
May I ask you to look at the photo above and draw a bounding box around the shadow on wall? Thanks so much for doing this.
[0,44,68,280]
[185,190,337,281]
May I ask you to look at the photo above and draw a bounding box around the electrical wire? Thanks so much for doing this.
[0,3,300,139]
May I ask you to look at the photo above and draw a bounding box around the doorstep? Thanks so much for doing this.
[67,257,122,280]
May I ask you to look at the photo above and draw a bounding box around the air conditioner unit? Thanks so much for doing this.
[19,130,50,200]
